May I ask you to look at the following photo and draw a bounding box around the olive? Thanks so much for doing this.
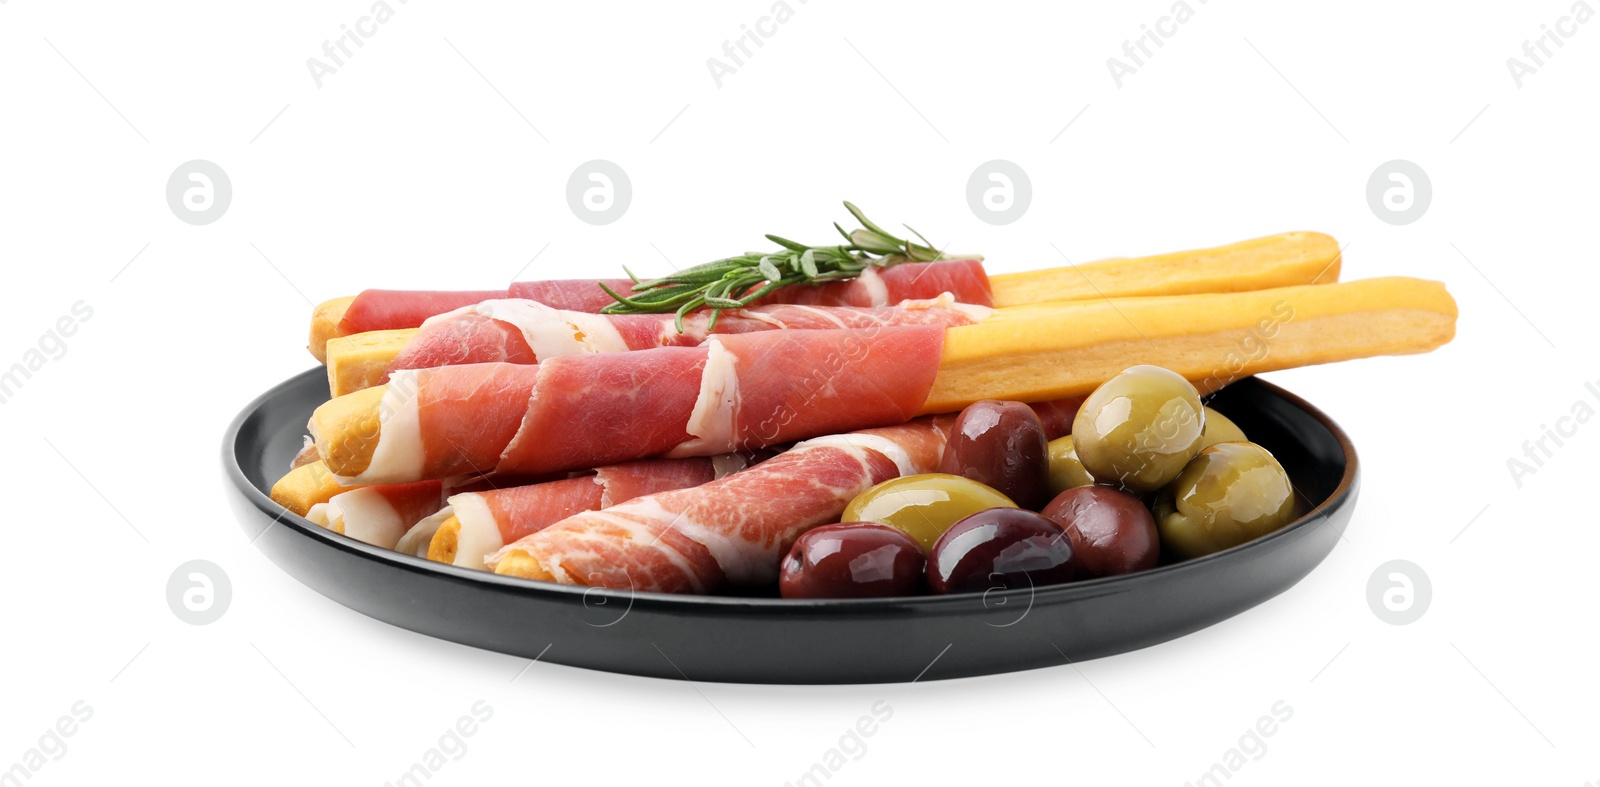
[779,523,926,599]
[1153,442,1296,560]
[1196,407,1249,450]
[928,508,1076,594]
[939,400,1051,509]
[1040,486,1159,578]
[842,473,1016,552]
[1072,365,1206,493]
[1045,436,1097,496]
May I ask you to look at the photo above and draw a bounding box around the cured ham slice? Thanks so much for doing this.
[487,417,954,593]
[506,279,636,313]
[305,480,445,549]
[1030,398,1084,439]
[302,473,552,549]
[338,290,508,336]
[759,259,992,308]
[499,325,944,474]
[494,347,711,476]
[669,327,943,457]
[399,456,733,568]
[338,282,636,336]
[386,297,986,376]
[333,261,991,336]
[319,326,946,485]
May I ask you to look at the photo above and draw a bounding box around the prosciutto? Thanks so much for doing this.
[334,260,991,335]
[758,259,992,308]
[303,473,553,549]
[397,455,739,568]
[1030,398,1084,439]
[338,282,633,335]
[305,480,446,549]
[485,417,955,593]
[386,297,987,377]
[331,326,946,485]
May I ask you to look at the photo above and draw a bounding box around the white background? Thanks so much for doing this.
[2,0,1597,784]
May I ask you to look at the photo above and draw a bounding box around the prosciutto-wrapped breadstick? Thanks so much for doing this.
[309,260,989,362]
[487,417,955,592]
[309,231,1344,362]
[304,480,445,549]
[314,324,944,484]
[369,297,988,391]
[403,456,738,569]
[309,277,1456,487]
[269,459,348,516]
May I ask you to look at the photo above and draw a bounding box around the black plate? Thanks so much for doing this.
[224,369,1357,684]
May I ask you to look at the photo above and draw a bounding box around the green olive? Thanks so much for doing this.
[1153,442,1296,560]
[1197,407,1248,450]
[1071,365,1206,492]
[1046,436,1096,495]
[842,473,1016,552]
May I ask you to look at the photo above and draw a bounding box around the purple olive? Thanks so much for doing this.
[779,523,926,599]
[938,400,1051,510]
[927,508,1076,594]
[1040,486,1160,578]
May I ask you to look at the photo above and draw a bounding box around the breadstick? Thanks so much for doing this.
[308,277,1453,482]
[268,460,350,516]
[986,231,1340,306]
[923,276,1453,411]
[309,231,1341,363]
[325,329,417,398]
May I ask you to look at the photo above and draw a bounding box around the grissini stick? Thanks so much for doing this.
[306,260,986,362]
[308,277,1454,486]
[268,460,348,517]
[322,227,1339,398]
[487,417,957,592]
[326,298,986,397]
[322,229,1341,397]
[415,398,1081,569]
[307,231,1339,361]
[924,275,1453,410]
[304,480,445,549]
[985,230,1339,306]
[415,456,726,569]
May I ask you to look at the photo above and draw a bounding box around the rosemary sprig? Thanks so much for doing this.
[599,202,953,331]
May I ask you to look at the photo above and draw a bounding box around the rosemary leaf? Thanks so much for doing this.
[601,202,958,327]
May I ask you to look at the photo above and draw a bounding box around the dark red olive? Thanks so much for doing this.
[938,400,1051,510]
[779,523,926,599]
[1040,486,1159,578]
[927,508,1076,594]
